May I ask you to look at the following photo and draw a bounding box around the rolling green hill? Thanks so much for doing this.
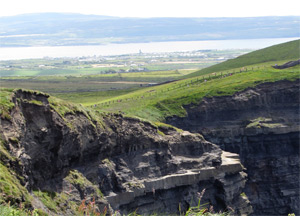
[93,40,300,122]
[184,39,300,78]
[95,65,299,122]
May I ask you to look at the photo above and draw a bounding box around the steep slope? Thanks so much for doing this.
[166,79,300,215]
[184,39,300,78]
[0,89,252,215]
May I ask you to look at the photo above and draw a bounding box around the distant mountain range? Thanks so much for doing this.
[0,13,299,47]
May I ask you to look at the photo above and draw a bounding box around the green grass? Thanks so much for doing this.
[184,39,300,78]
[53,87,141,106]
[245,117,286,129]
[0,163,32,208]
[0,137,33,212]
[0,205,43,216]
[153,121,184,133]
[48,96,86,117]
[0,69,197,107]
[64,169,103,198]
[0,138,17,164]
[0,79,142,94]
[33,190,69,214]
[0,70,193,104]
[95,64,300,122]
[0,89,15,120]
[33,190,58,213]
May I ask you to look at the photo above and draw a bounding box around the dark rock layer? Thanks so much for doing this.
[272,59,300,69]
[166,79,300,215]
[0,89,252,215]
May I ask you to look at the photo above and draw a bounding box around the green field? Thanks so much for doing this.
[2,49,246,77]
[0,69,194,103]
[0,69,198,107]
[0,49,252,105]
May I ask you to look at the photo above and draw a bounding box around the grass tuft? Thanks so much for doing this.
[0,163,32,208]
[0,89,15,120]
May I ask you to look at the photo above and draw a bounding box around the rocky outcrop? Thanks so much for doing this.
[272,59,300,69]
[166,79,300,215]
[0,89,252,215]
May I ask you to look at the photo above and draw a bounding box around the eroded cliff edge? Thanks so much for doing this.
[166,79,300,215]
[0,89,252,215]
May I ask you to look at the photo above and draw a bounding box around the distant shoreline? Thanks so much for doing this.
[0,37,298,61]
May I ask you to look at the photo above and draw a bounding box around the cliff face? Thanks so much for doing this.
[166,80,300,215]
[0,89,252,215]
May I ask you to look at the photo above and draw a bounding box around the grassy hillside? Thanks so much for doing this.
[94,62,299,121]
[93,40,300,121]
[184,39,300,78]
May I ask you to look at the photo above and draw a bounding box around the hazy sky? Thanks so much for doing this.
[1,0,300,18]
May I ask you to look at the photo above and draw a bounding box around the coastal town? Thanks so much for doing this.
[0,49,251,76]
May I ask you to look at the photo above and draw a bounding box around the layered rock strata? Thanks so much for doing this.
[0,89,252,215]
[166,80,300,215]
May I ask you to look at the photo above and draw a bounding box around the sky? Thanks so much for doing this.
[1,0,300,18]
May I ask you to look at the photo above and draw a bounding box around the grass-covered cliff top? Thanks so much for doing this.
[90,40,300,122]
[95,61,299,122]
